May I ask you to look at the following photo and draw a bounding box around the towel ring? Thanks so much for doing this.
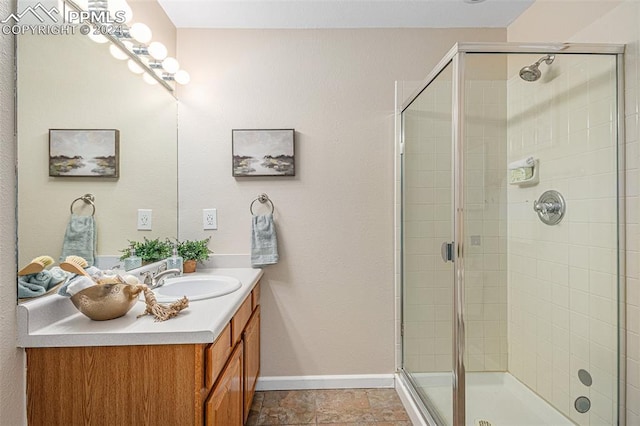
[70,194,95,216]
[250,193,274,215]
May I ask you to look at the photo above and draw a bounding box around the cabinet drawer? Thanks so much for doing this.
[205,323,232,392]
[231,295,252,345]
[252,282,261,310]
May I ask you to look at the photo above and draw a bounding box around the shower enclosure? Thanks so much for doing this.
[399,43,625,425]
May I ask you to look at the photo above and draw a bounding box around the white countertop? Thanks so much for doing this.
[17,267,263,348]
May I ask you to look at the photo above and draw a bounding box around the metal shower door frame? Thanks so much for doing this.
[400,42,626,426]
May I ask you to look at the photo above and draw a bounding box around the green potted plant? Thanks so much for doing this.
[119,237,173,264]
[177,237,212,273]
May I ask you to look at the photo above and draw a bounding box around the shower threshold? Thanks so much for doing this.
[413,372,574,425]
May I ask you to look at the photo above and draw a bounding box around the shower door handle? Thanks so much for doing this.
[441,241,454,263]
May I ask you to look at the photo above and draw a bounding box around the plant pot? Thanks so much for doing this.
[183,260,197,273]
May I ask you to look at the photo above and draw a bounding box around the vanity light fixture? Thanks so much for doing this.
[129,22,152,44]
[131,44,149,55]
[163,70,191,85]
[174,70,190,85]
[147,42,168,60]
[64,0,189,92]
[161,57,180,74]
[148,60,163,70]
[107,0,133,23]
[132,42,168,61]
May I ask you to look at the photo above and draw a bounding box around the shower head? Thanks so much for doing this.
[519,54,555,82]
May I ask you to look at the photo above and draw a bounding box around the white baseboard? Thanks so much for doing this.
[255,374,395,391]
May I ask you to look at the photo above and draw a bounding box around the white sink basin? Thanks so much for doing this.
[151,275,242,302]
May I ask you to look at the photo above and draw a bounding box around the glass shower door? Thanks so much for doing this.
[402,62,455,425]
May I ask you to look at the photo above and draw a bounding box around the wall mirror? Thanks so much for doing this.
[16,27,178,273]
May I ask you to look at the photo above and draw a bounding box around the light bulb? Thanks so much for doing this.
[174,70,190,85]
[88,30,108,44]
[127,59,144,74]
[109,41,132,60]
[129,23,152,43]
[108,0,133,24]
[147,42,167,60]
[142,73,158,85]
[162,57,180,74]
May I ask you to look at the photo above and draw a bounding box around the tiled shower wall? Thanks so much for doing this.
[463,78,508,372]
[401,51,620,425]
[403,76,454,374]
[402,74,508,374]
[506,54,619,425]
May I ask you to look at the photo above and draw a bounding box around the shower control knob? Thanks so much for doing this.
[533,190,566,225]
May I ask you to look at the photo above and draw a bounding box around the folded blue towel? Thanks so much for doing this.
[18,279,46,298]
[28,271,53,289]
[251,214,279,267]
[47,267,70,289]
[60,214,96,266]
[17,267,70,298]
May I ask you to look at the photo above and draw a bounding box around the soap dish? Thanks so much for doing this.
[508,159,539,186]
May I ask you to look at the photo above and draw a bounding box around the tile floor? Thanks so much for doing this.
[246,388,412,425]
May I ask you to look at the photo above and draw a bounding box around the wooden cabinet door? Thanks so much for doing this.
[205,342,244,426]
[243,306,260,422]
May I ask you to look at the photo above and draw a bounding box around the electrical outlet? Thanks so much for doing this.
[137,209,152,230]
[203,208,217,230]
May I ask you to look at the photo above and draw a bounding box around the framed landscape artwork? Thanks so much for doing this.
[232,129,295,177]
[49,129,119,178]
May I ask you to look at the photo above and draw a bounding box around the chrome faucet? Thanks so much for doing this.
[140,268,181,290]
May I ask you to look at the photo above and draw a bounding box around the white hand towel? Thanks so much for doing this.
[65,276,96,296]
[251,214,279,267]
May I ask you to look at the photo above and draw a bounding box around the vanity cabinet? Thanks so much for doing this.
[205,341,244,426]
[26,282,261,426]
[243,306,260,422]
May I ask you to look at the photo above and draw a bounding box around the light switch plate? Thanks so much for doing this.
[203,208,217,230]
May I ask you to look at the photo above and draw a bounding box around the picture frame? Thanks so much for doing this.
[49,129,119,178]
[232,129,295,177]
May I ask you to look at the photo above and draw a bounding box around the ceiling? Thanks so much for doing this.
[157,0,536,29]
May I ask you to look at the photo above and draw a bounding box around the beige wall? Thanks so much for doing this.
[176,28,506,377]
[0,0,26,422]
[17,32,178,266]
[129,0,176,58]
[508,1,640,424]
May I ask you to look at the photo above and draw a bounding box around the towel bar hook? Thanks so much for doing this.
[250,193,274,215]
[70,193,96,216]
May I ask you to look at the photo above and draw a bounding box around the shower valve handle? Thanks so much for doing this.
[533,200,560,219]
[533,190,566,226]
